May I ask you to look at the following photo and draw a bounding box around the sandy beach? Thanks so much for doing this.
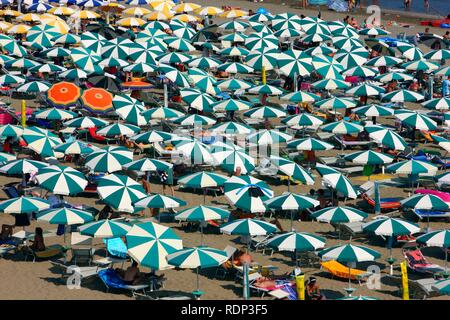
[0,0,449,301]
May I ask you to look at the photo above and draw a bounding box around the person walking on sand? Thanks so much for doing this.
[404,0,411,10]
[424,0,429,12]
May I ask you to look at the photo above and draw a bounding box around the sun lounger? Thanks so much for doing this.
[333,135,375,150]
[404,249,446,275]
[0,243,17,257]
[361,193,402,212]
[215,245,237,279]
[339,221,367,240]
[50,259,105,283]
[97,268,149,297]
[134,290,197,300]
[296,251,322,268]
[330,165,364,176]
[321,260,372,284]
[24,244,64,263]
[381,274,441,299]
[315,132,335,141]
[70,232,95,266]
[268,288,290,299]
[413,209,450,220]
[318,156,346,166]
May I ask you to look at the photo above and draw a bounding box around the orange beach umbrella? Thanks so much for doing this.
[81,88,114,114]
[47,82,81,108]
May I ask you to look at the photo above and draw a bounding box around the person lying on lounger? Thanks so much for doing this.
[305,277,326,300]
[30,227,45,252]
[115,260,144,285]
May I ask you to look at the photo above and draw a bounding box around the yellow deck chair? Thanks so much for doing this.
[25,244,64,262]
[321,260,371,283]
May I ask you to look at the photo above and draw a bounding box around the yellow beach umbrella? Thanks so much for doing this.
[220,9,248,18]
[172,14,199,23]
[173,2,201,13]
[17,13,41,22]
[7,24,31,34]
[48,7,75,16]
[100,2,125,13]
[123,7,151,17]
[117,17,145,27]
[0,21,12,31]
[144,11,173,21]
[43,19,70,34]
[71,10,100,20]
[195,6,223,16]
[150,0,175,13]
[2,10,20,17]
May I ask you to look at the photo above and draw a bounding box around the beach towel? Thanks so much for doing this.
[104,237,127,259]
[98,269,133,289]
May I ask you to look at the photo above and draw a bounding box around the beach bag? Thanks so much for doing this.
[56,224,65,236]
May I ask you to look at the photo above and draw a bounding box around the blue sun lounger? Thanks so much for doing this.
[97,269,149,297]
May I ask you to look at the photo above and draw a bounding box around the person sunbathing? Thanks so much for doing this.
[233,250,253,266]
[0,224,13,244]
[30,227,45,252]
[115,260,144,285]
[305,277,325,300]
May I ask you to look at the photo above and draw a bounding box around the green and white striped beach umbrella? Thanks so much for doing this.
[0,74,25,85]
[188,57,220,69]
[52,33,80,46]
[364,124,407,150]
[244,106,286,119]
[353,104,394,117]
[26,24,60,48]
[126,221,183,270]
[158,52,191,64]
[54,141,96,155]
[209,121,254,135]
[332,36,363,50]
[435,66,450,76]
[396,41,423,61]
[344,150,394,165]
[267,231,326,252]
[0,39,27,57]
[281,91,320,104]
[312,54,344,80]
[0,196,50,214]
[128,43,160,64]
[97,123,140,137]
[374,72,413,83]
[34,108,77,121]
[189,74,221,96]
[180,88,215,112]
[274,28,303,38]
[277,49,313,78]
[70,47,101,72]
[401,194,449,210]
[131,130,172,144]
[319,244,381,263]
[394,110,437,130]
[173,139,214,165]
[0,124,23,138]
[59,68,89,81]
[22,126,62,158]
[217,62,254,74]
[346,83,385,97]
[316,97,357,110]
[101,37,136,59]
[17,81,51,93]
[335,47,369,69]
[224,175,273,213]
[363,217,420,236]
[219,46,250,57]
[321,120,363,134]
[164,36,195,52]
[401,59,439,71]
[218,21,249,31]
[265,192,319,211]
[0,158,48,175]
[210,142,255,175]
[6,57,41,69]
[97,174,147,213]
[301,33,332,43]
[37,207,93,225]
[282,113,324,128]
[328,21,359,37]
[386,159,438,175]
[141,107,183,120]
[287,137,334,151]
[112,95,147,126]
[36,165,88,196]
[0,152,16,164]
[430,134,450,153]
[424,49,450,60]
[359,27,389,36]
[175,205,230,222]
[172,114,216,126]
[422,97,450,111]
[365,55,402,67]
[99,57,129,68]
[219,32,248,43]
[245,32,279,50]
[80,31,106,54]
[29,63,67,74]
[382,89,425,102]
[247,130,292,145]
[169,20,196,40]
[216,79,252,91]
[304,45,337,56]
[312,79,350,90]
[211,99,252,112]
[123,62,157,73]
[123,158,172,172]
[316,164,359,199]
[135,194,186,209]
[342,66,377,78]
[270,155,314,185]
[245,48,280,71]
[220,218,277,236]
[178,171,228,188]
[311,206,367,223]
[79,219,132,238]
[64,116,108,129]
[300,16,330,35]
[85,146,133,173]
[272,12,302,31]
[417,230,450,249]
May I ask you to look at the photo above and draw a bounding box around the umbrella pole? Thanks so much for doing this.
[290,210,294,231]
[445,249,448,276]
[196,267,200,294]
[347,265,353,296]
[200,223,204,246]
[287,177,290,192]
